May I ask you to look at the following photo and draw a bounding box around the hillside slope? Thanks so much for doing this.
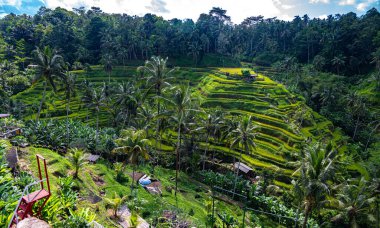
[196,68,345,187]
[12,66,346,189]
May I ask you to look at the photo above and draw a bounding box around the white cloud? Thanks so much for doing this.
[318,14,327,19]
[146,0,169,13]
[338,0,355,6]
[356,0,376,11]
[309,0,330,3]
[0,0,22,8]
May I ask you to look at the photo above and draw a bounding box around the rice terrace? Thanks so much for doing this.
[0,1,379,228]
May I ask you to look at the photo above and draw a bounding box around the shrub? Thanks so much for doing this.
[241,69,251,77]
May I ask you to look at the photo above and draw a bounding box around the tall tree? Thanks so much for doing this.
[228,115,258,197]
[33,46,64,121]
[332,177,377,228]
[162,85,196,195]
[60,72,77,146]
[81,85,106,146]
[197,109,224,171]
[138,56,177,173]
[101,53,114,84]
[292,143,339,228]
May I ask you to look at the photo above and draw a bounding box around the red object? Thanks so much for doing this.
[11,154,51,226]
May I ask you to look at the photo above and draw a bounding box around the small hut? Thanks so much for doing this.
[87,154,100,163]
[233,162,254,177]
[0,114,22,138]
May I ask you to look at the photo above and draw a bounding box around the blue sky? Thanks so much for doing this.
[0,0,379,23]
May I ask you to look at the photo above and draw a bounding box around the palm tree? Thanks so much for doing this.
[81,86,106,146]
[332,177,377,228]
[162,85,196,194]
[138,56,176,115]
[68,148,87,178]
[197,109,224,170]
[331,55,345,75]
[188,41,201,67]
[228,115,258,197]
[33,46,64,120]
[115,81,139,127]
[112,128,150,189]
[105,192,127,218]
[136,104,156,139]
[60,72,77,146]
[345,91,366,140]
[138,56,177,174]
[101,54,114,84]
[292,143,338,228]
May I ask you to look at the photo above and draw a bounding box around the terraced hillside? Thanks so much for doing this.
[13,66,207,125]
[196,68,345,188]
[12,66,345,189]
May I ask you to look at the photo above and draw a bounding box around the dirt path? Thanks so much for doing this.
[118,205,150,228]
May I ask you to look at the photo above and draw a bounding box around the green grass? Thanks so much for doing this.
[13,65,344,191]
[22,146,245,227]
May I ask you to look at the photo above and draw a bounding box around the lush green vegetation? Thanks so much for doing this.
[0,4,379,228]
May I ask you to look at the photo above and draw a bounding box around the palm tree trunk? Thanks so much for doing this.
[96,111,99,148]
[302,204,311,228]
[365,124,379,151]
[202,134,209,171]
[66,96,70,148]
[37,81,47,121]
[132,165,136,190]
[349,215,358,228]
[232,148,244,199]
[353,115,360,140]
[175,122,181,195]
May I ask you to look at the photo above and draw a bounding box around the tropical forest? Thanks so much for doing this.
[0,2,379,228]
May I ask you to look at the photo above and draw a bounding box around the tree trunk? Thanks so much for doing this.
[36,81,47,121]
[96,111,99,148]
[232,145,245,199]
[353,115,360,140]
[302,204,311,228]
[349,215,358,228]
[202,134,209,171]
[66,96,70,148]
[175,122,181,195]
[154,90,161,175]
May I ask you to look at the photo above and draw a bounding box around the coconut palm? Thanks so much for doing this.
[138,56,177,163]
[33,46,64,120]
[197,109,224,170]
[331,55,345,75]
[228,115,258,197]
[68,148,87,178]
[59,72,77,146]
[161,85,197,194]
[81,85,106,146]
[112,128,150,189]
[292,143,338,228]
[138,56,177,114]
[105,192,127,218]
[332,177,377,228]
[115,81,140,127]
[101,54,114,84]
[345,91,367,140]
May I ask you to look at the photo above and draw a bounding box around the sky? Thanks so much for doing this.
[0,0,379,23]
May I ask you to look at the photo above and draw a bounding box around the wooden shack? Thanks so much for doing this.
[233,162,254,177]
